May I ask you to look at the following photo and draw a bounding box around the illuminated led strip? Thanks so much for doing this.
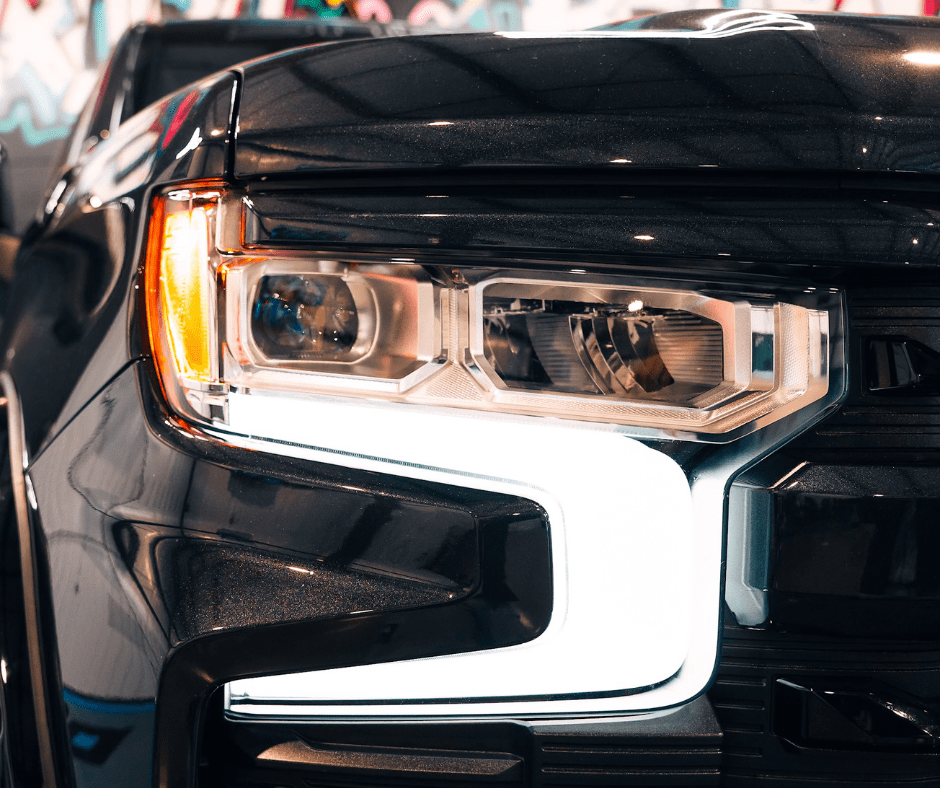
[220,393,717,718]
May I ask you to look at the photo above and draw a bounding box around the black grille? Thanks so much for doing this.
[709,622,940,788]
[711,283,940,786]
[530,700,721,787]
[796,285,940,453]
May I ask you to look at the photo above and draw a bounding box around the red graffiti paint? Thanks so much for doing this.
[160,89,202,150]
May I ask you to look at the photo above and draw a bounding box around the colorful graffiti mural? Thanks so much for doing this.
[0,0,936,229]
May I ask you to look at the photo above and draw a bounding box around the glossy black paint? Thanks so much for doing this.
[2,70,236,458]
[79,29,139,162]
[57,18,382,192]
[234,14,940,178]
[243,184,940,269]
[172,465,482,595]
[129,20,379,119]
[25,361,550,787]
[0,11,937,788]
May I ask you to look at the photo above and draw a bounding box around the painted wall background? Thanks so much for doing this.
[0,0,937,230]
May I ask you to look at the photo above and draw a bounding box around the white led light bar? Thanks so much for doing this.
[220,396,702,718]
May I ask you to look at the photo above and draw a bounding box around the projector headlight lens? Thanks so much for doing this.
[252,274,363,360]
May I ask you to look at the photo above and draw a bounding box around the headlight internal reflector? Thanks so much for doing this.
[480,294,725,404]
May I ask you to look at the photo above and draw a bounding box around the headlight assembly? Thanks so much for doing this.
[146,185,832,441]
[143,183,845,719]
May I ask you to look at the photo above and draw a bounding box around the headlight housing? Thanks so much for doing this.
[142,181,844,719]
[145,184,832,441]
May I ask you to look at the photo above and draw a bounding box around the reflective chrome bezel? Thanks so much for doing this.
[222,256,444,395]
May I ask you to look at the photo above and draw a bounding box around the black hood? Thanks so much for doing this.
[231,10,940,180]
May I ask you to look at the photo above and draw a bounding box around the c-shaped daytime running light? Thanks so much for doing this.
[142,184,843,718]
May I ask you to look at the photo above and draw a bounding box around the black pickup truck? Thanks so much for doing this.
[0,9,936,788]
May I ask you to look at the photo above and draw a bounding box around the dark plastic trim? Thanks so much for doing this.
[0,372,57,787]
[239,166,940,196]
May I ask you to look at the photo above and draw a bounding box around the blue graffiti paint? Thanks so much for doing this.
[296,0,345,19]
[163,0,193,10]
[0,58,79,147]
[91,0,108,63]
[0,101,72,146]
[722,0,739,7]
[55,0,78,34]
[469,6,489,29]
[490,1,522,30]
[603,17,654,30]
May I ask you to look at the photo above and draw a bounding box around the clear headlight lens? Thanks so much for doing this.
[145,186,833,440]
